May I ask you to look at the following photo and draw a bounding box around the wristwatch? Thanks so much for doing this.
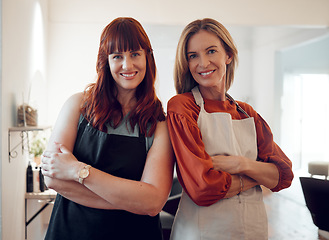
[78,164,91,184]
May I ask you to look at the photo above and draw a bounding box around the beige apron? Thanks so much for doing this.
[170,87,268,240]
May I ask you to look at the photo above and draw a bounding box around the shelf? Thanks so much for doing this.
[8,125,51,163]
[25,189,57,199]
[9,126,51,132]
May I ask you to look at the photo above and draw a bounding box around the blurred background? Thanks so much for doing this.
[1,0,329,239]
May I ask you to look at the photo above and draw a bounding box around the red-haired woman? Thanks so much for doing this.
[41,17,174,240]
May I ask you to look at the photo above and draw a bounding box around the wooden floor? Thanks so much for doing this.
[263,170,328,240]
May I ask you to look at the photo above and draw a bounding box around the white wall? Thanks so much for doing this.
[2,0,48,239]
[46,22,101,124]
[48,0,329,26]
[249,27,329,138]
[251,27,329,125]
[274,34,329,163]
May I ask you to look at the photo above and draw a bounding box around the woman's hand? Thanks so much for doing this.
[211,155,247,175]
[41,143,83,182]
[212,154,280,189]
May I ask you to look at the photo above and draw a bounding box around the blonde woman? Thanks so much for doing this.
[167,18,293,239]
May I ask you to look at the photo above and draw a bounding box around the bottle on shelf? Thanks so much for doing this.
[26,161,33,192]
[39,167,45,192]
[33,166,40,193]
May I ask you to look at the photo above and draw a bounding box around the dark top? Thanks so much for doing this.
[45,115,163,240]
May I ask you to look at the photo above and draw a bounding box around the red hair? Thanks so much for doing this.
[81,17,165,136]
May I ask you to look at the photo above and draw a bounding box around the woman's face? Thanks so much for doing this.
[108,49,147,93]
[186,30,232,94]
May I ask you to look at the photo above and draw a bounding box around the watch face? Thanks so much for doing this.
[80,168,89,178]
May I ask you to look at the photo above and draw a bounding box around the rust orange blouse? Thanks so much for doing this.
[167,92,294,207]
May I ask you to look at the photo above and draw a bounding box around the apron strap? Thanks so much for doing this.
[191,86,204,108]
[192,86,250,118]
[225,93,250,118]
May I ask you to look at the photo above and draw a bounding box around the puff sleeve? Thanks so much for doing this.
[239,102,294,192]
[167,94,232,206]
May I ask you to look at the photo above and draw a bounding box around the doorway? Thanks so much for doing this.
[280,73,329,170]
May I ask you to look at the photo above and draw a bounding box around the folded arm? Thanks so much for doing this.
[42,93,117,209]
[167,108,231,207]
[212,108,293,192]
[42,93,174,216]
[212,155,279,190]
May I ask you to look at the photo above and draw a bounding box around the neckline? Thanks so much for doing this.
[191,86,250,118]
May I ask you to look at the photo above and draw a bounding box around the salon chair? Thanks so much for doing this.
[300,177,329,232]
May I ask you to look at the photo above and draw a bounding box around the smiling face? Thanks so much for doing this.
[187,30,232,99]
[108,49,147,94]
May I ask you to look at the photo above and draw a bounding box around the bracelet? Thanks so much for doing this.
[238,175,244,195]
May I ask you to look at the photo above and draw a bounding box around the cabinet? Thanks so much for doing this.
[8,126,51,162]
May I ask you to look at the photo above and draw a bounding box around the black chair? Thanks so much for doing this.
[299,177,329,232]
[161,177,182,240]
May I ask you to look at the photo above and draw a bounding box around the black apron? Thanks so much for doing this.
[45,116,163,240]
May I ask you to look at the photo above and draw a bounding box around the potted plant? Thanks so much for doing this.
[29,133,47,166]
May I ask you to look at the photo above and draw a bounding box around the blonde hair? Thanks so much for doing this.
[174,18,238,94]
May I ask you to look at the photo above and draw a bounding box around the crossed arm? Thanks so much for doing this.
[41,93,174,216]
[211,155,280,198]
